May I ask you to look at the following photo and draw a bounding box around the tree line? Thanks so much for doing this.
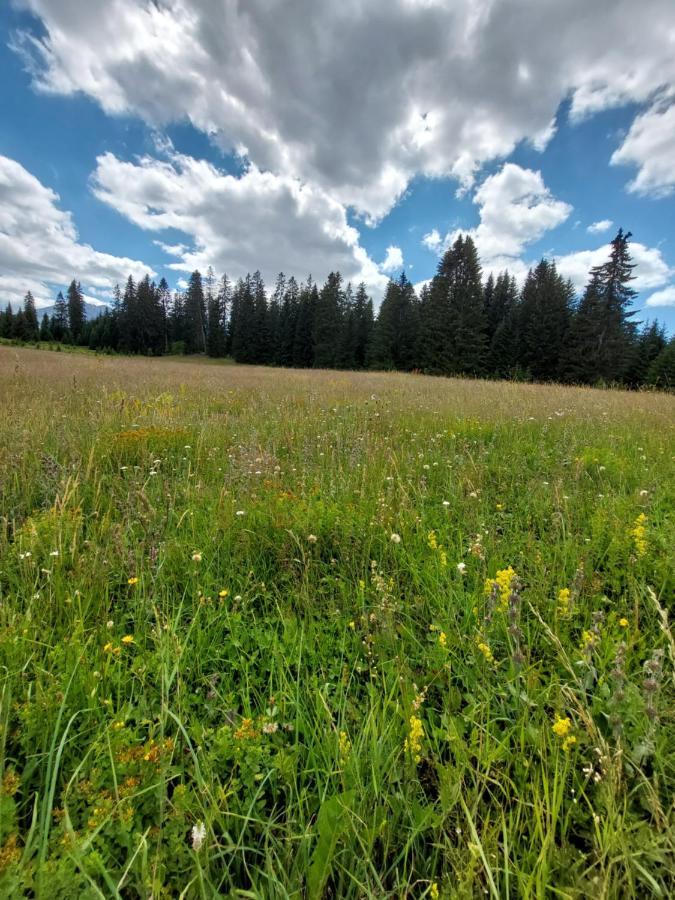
[1,229,673,387]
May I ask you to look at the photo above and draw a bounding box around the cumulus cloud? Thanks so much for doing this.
[14,0,675,220]
[91,149,388,295]
[380,245,404,273]
[587,219,613,234]
[555,242,673,292]
[611,95,675,198]
[645,285,675,308]
[422,163,571,277]
[0,154,153,307]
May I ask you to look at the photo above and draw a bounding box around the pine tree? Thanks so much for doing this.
[371,273,419,370]
[184,271,207,353]
[39,313,52,342]
[0,304,12,339]
[207,274,229,357]
[353,283,374,369]
[231,277,257,363]
[648,336,675,388]
[626,321,666,387]
[67,280,86,342]
[251,271,270,363]
[313,272,343,368]
[566,229,638,383]
[278,276,300,367]
[487,273,520,377]
[157,278,171,354]
[417,249,455,375]
[51,291,69,341]
[519,260,573,381]
[446,235,487,375]
[23,291,39,341]
[293,279,317,368]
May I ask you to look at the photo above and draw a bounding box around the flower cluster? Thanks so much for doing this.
[630,512,648,557]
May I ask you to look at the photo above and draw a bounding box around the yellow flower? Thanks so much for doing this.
[552,715,572,737]
[495,502,504,510]
[121,634,135,645]
[438,631,447,649]
[475,635,494,663]
[404,714,424,763]
[348,620,355,630]
[427,530,438,550]
[430,883,440,900]
[484,566,517,609]
[219,589,229,598]
[618,617,629,628]
[630,512,648,557]
[557,587,571,616]
[127,577,138,585]
[338,730,351,764]
[562,735,577,752]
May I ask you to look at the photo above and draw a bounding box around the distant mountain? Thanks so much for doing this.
[37,302,110,321]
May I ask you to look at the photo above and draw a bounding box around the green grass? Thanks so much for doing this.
[0,346,673,898]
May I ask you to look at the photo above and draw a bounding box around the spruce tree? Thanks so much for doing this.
[184,270,207,354]
[51,291,69,341]
[39,313,52,342]
[278,276,300,367]
[447,235,487,375]
[353,283,374,369]
[67,280,86,342]
[519,260,573,381]
[23,292,39,341]
[293,279,317,368]
[313,272,343,368]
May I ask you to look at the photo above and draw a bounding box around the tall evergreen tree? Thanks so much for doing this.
[371,273,419,370]
[51,290,69,341]
[184,270,207,353]
[446,235,487,375]
[518,259,573,381]
[277,276,300,367]
[67,280,86,342]
[566,229,638,383]
[353,283,374,369]
[293,279,317,368]
[313,272,343,368]
[39,312,52,342]
[23,291,39,341]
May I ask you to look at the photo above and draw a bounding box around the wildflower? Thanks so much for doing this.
[557,587,572,617]
[338,730,351,764]
[495,502,504,510]
[50,550,59,557]
[262,721,279,735]
[191,552,202,562]
[390,533,402,544]
[562,735,577,752]
[121,634,134,645]
[234,717,257,741]
[219,589,229,598]
[438,631,447,649]
[442,500,450,507]
[639,489,649,497]
[307,534,318,543]
[618,617,629,628]
[236,510,245,516]
[106,620,114,629]
[404,714,424,762]
[475,635,494,663]
[430,883,440,900]
[427,530,438,550]
[348,620,355,629]
[439,549,447,568]
[630,512,648,557]
[191,821,206,851]
[456,562,466,574]
[484,566,517,609]
[127,577,139,586]
[552,715,572,737]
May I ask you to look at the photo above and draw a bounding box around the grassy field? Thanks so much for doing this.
[0,345,673,899]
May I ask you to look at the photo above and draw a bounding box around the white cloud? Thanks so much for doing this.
[91,149,388,296]
[15,0,675,220]
[422,163,571,277]
[380,245,404,273]
[587,219,613,234]
[611,96,675,198]
[555,242,673,292]
[645,285,675,308]
[0,154,153,308]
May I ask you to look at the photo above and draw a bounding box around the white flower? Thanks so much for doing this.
[191,821,207,851]
[236,510,245,516]
[192,552,202,562]
[442,500,450,507]
[390,533,402,544]
[639,489,649,497]
[457,562,467,574]
[262,722,279,734]
[106,620,114,629]
[307,534,318,543]
[50,550,59,557]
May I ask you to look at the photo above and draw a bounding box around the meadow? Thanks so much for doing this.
[0,344,673,899]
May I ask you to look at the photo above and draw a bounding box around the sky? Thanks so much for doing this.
[1,0,675,331]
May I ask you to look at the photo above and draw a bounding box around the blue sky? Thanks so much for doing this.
[1,0,675,330]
